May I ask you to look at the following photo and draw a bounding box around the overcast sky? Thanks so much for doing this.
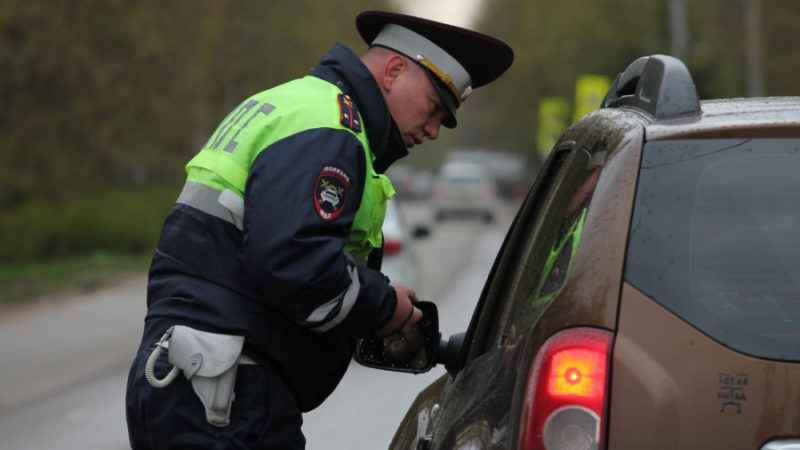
[391,0,484,28]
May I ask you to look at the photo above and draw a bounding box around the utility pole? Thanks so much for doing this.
[668,0,690,62]
[745,0,765,97]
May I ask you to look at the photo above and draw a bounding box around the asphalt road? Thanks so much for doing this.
[0,200,515,449]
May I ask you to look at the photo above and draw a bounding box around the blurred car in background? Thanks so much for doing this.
[431,161,500,223]
[410,170,434,200]
[386,164,434,200]
[381,199,429,288]
[367,55,800,449]
[444,148,531,199]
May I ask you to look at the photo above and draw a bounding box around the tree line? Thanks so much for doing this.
[457,0,799,159]
[0,0,391,261]
[1,0,797,261]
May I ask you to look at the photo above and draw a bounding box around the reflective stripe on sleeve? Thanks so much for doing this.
[308,265,361,333]
[343,251,367,267]
[176,181,244,230]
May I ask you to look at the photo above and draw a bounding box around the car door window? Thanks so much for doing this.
[530,164,599,307]
[501,147,603,346]
[470,140,604,354]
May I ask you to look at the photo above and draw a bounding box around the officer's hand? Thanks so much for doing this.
[376,284,423,337]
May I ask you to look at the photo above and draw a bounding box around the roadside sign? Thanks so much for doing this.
[537,97,570,159]
[573,74,611,122]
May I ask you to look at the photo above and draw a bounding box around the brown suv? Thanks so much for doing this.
[357,54,800,449]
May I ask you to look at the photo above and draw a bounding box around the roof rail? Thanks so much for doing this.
[601,54,700,119]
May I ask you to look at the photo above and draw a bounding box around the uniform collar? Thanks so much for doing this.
[310,43,408,173]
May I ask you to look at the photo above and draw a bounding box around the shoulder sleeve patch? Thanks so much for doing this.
[314,164,351,221]
[337,94,362,133]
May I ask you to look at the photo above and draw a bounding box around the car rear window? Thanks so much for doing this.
[625,138,800,361]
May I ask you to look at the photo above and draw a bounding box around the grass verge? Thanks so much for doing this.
[0,252,150,306]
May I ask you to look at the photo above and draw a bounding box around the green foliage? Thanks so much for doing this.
[0,0,797,269]
[0,253,150,305]
[0,0,390,203]
[0,185,178,262]
[457,0,800,167]
[0,0,389,265]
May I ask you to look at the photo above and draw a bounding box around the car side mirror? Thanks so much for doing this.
[355,301,441,374]
[354,301,468,377]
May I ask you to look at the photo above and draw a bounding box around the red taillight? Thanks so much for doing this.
[548,348,606,399]
[518,328,613,450]
[383,239,404,256]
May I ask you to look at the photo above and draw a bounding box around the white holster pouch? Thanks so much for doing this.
[144,325,255,427]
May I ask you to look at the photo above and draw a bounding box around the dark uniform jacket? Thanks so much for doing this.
[140,43,408,411]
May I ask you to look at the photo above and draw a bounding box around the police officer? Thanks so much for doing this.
[125,10,513,449]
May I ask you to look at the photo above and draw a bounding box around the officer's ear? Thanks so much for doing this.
[380,54,407,92]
